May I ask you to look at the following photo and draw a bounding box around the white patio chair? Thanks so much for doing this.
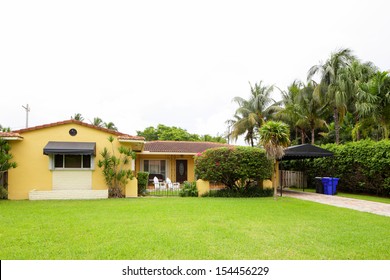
[159,182,167,190]
[172,182,180,190]
[153,176,160,189]
[166,177,173,189]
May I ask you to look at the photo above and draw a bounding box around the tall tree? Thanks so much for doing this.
[230,81,277,146]
[342,60,377,140]
[259,121,290,198]
[92,117,104,127]
[104,122,118,131]
[308,48,355,144]
[296,81,328,144]
[276,81,305,144]
[357,71,390,139]
[71,113,84,122]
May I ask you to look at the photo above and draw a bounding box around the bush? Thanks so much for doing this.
[179,181,198,197]
[0,185,7,199]
[285,140,390,196]
[97,136,136,198]
[195,146,273,189]
[202,185,273,198]
[137,171,149,195]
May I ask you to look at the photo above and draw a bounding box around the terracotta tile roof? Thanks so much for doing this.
[144,141,233,154]
[118,135,145,141]
[12,119,144,141]
[0,132,23,139]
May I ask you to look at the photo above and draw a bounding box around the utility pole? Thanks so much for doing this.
[22,104,30,128]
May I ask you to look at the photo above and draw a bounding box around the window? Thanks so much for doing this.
[53,154,92,169]
[143,160,166,179]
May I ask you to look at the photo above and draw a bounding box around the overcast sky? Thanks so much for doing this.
[1,0,389,142]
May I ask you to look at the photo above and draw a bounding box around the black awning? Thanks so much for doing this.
[282,144,333,160]
[43,141,96,155]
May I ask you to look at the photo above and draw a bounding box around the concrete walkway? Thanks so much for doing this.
[281,189,390,217]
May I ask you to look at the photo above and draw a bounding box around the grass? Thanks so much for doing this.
[1,197,390,260]
[336,192,390,204]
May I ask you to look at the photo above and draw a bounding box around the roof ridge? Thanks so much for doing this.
[147,140,230,145]
[12,119,143,140]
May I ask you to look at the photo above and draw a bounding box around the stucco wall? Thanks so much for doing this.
[8,123,135,200]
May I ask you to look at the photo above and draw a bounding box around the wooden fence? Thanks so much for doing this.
[279,170,307,189]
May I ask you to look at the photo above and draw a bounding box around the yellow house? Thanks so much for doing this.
[0,120,233,200]
[136,141,233,186]
[1,120,145,200]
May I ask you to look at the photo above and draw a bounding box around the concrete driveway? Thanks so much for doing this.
[282,189,390,217]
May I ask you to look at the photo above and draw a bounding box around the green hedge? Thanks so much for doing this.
[179,181,198,197]
[137,171,149,195]
[202,185,273,198]
[195,146,273,189]
[285,140,390,196]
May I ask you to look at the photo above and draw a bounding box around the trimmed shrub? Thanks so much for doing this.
[195,146,273,189]
[285,140,390,196]
[202,185,273,198]
[0,186,7,199]
[137,171,149,195]
[179,181,198,197]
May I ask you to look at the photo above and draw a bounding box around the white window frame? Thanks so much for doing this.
[49,154,95,170]
[141,159,169,179]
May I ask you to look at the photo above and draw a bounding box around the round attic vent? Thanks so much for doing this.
[69,128,78,136]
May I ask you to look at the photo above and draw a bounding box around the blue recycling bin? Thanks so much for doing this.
[321,177,339,195]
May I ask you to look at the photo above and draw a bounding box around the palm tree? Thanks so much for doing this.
[276,81,306,144]
[357,71,390,139]
[229,81,277,146]
[342,60,377,140]
[104,122,118,131]
[92,117,104,127]
[295,81,328,144]
[227,99,257,146]
[0,125,11,132]
[308,48,356,144]
[259,121,290,198]
[71,113,84,122]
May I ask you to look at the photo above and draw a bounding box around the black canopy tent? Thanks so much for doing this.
[278,144,334,196]
[282,144,333,160]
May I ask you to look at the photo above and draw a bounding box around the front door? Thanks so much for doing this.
[176,160,188,183]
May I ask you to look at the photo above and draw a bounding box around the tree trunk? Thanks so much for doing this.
[301,129,305,144]
[334,107,340,144]
[311,127,315,144]
[355,115,360,141]
[273,160,279,199]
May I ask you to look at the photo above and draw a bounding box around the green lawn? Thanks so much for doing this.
[336,192,390,204]
[1,197,389,260]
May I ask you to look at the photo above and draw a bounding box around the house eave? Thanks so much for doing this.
[0,136,24,141]
[118,139,145,144]
[139,151,196,156]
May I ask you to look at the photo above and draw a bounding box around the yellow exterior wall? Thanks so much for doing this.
[136,154,195,183]
[196,179,209,197]
[8,123,136,200]
[125,178,138,198]
[263,180,273,189]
